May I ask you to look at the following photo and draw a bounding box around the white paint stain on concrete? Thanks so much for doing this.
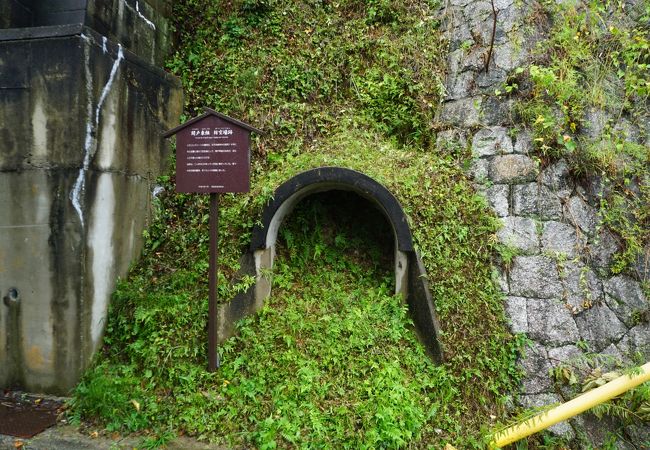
[70,42,124,227]
[31,98,48,162]
[128,218,136,259]
[89,173,116,350]
[136,1,156,29]
[123,0,156,29]
[34,184,50,229]
[97,95,118,170]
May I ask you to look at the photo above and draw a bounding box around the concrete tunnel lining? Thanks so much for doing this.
[236,167,443,362]
[250,167,413,297]
[251,167,415,252]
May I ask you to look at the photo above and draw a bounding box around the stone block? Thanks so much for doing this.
[489,154,537,184]
[547,345,589,394]
[485,184,509,217]
[548,345,584,371]
[625,424,650,450]
[512,183,563,220]
[563,196,599,235]
[468,157,489,180]
[476,66,508,89]
[575,304,628,352]
[527,298,580,345]
[505,296,527,333]
[448,0,474,8]
[472,126,513,157]
[447,49,466,74]
[497,3,520,36]
[435,128,468,152]
[541,221,582,258]
[445,15,474,52]
[513,129,533,154]
[438,96,482,127]
[588,229,621,270]
[604,275,647,328]
[622,323,650,358]
[519,393,575,440]
[481,96,516,126]
[578,415,637,450]
[497,216,539,254]
[446,70,476,100]
[464,1,493,29]
[493,41,527,72]
[520,342,552,394]
[562,263,604,315]
[583,175,612,202]
[600,344,630,369]
[541,159,574,199]
[510,256,563,298]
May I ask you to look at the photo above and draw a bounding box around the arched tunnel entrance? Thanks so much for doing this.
[218,167,443,362]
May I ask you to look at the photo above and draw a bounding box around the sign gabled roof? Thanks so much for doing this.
[163,107,263,138]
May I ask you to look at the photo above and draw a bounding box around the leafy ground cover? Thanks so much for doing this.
[70,0,525,448]
[71,187,520,448]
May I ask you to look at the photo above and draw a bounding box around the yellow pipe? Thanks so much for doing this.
[490,362,650,448]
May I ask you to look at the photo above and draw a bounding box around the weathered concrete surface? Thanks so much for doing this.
[0,8,182,393]
[1,1,172,66]
[86,0,173,66]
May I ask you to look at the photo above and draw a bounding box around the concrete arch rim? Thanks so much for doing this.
[250,166,414,253]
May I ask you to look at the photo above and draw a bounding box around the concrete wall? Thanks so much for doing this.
[0,1,36,28]
[86,0,173,66]
[0,1,182,393]
[1,0,87,28]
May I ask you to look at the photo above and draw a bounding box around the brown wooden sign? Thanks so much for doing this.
[163,108,262,194]
[163,108,262,372]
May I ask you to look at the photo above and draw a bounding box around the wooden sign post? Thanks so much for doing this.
[164,108,262,371]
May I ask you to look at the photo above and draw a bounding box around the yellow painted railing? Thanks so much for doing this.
[445,361,650,450]
[490,361,650,448]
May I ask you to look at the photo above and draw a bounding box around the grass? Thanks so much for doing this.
[71,191,521,448]
[192,194,451,448]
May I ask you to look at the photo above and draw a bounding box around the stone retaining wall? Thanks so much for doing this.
[438,0,649,445]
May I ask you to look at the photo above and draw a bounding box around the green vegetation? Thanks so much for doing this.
[71,186,521,448]
[514,0,649,275]
[68,0,650,447]
[70,0,525,447]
